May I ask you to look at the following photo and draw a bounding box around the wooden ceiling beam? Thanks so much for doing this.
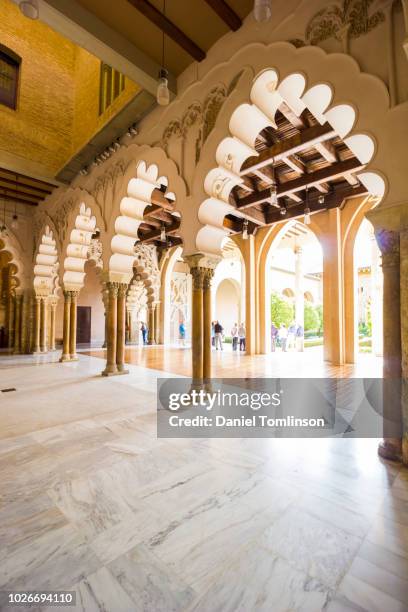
[315,140,338,163]
[139,220,180,243]
[265,184,367,224]
[0,193,38,206]
[0,185,43,202]
[203,0,242,31]
[236,158,364,209]
[0,168,55,191]
[241,123,336,175]
[150,189,176,211]
[0,176,51,195]
[278,102,306,130]
[127,0,206,62]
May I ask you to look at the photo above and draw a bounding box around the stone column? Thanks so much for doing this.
[370,233,383,356]
[154,302,161,344]
[49,300,57,351]
[34,296,42,354]
[40,297,48,353]
[375,229,402,461]
[241,235,256,355]
[7,294,15,349]
[294,246,305,330]
[69,291,79,360]
[102,284,109,349]
[60,291,71,361]
[116,283,129,374]
[148,304,156,345]
[20,293,28,354]
[203,268,214,381]
[102,282,118,376]
[13,294,22,354]
[190,267,204,383]
[400,230,408,464]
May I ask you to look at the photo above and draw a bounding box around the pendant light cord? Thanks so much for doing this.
[162,0,166,69]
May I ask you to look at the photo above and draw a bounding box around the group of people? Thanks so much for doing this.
[271,322,304,352]
[211,321,246,351]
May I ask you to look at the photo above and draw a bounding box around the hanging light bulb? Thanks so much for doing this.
[160,225,166,242]
[280,205,287,217]
[242,219,249,240]
[19,0,39,19]
[253,0,272,22]
[304,187,311,225]
[11,214,19,231]
[157,0,170,106]
[157,68,170,106]
[270,159,279,207]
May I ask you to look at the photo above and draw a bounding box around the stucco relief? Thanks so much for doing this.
[170,272,189,328]
[133,243,161,301]
[289,0,386,50]
[88,237,103,269]
[91,159,127,216]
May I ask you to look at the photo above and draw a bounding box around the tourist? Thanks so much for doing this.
[214,320,224,350]
[141,321,148,345]
[271,322,278,352]
[238,323,246,351]
[179,321,186,346]
[278,324,288,352]
[296,323,304,352]
[211,321,215,347]
[231,323,239,351]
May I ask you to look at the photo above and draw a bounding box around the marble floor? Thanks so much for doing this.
[0,352,407,611]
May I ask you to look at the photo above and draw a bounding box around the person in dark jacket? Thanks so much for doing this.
[214,321,224,350]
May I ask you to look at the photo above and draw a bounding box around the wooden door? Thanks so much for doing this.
[77,306,91,344]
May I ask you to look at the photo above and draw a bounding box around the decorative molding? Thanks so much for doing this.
[289,0,386,51]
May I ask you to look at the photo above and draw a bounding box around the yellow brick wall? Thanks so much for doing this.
[0,0,140,177]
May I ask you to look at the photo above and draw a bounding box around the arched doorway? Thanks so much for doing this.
[353,218,383,359]
[265,221,323,354]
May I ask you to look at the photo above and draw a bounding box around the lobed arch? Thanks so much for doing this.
[108,152,184,284]
[196,64,384,256]
[0,234,25,291]
[62,203,98,291]
[33,226,59,296]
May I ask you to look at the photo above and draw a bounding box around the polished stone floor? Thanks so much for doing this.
[0,352,407,611]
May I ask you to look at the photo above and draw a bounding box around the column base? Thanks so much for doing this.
[102,368,128,377]
[378,438,402,462]
[59,354,75,362]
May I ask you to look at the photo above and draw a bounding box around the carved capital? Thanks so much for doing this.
[375,229,400,268]
[63,290,72,303]
[203,268,215,290]
[190,267,206,291]
[117,283,128,298]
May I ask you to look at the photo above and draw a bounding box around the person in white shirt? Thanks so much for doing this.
[231,323,239,351]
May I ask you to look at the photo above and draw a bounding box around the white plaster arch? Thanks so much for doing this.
[63,203,97,291]
[34,226,58,296]
[197,65,383,256]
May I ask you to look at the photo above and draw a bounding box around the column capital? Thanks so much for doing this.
[117,283,128,298]
[190,267,206,290]
[375,229,400,268]
[203,268,215,290]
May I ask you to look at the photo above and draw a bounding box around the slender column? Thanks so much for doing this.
[69,291,79,360]
[148,304,156,345]
[375,229,402,461]
[34,296,42,354]
[116,284,129,374]
[294,246,304,329]
[19,293,28,354]
[49,300,57,351]
[241,235,256,355]
[190,267,204,383]
[102,284,109,349]
[13,294,22,354]
[60,291,71,361]
[40,297,48,353]
[400,230,408,464]
[8,294,15,349]
[102,282,118,376]
[370,233,383,356]
[154,302,161,344]
[203,269,214,381]
[323,208,344,365]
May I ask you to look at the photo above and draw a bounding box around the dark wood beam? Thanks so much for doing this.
[127,0,206,61]
[223,215,257,235]
[0,168,55,191]
[0,185,44,202]
[150,190,176,211]
[139,220,180,243]
[0,176,51,195]
[0,193,38,206]
[265,184,367,224]
[203,0,242,31]
[240,123,336,175]
[144,204,175,224]
[236,158,364,210]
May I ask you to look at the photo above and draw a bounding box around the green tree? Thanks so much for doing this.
[304,302,319,332]
[271,292,294,328]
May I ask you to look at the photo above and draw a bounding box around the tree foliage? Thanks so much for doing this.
[271,292,294,328]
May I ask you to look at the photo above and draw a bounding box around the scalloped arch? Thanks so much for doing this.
[63,203,97,290]
[34,226,58,296]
